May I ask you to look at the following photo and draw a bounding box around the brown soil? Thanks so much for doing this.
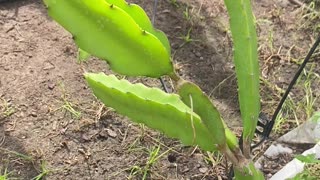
[0,0,319,179]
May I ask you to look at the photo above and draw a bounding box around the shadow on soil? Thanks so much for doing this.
[0,125,40,179]
[0,0,48,18]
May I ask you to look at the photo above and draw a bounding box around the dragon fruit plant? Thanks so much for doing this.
[44,0,263,179]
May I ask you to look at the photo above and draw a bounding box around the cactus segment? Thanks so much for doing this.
[44,0,173,77]
[85,73,217,151]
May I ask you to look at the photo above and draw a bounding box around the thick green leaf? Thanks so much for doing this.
[224,0,260,142]
[105,0,171,55]
[177,80,226,148]
[44,0,173,77]
[85,73,217,151]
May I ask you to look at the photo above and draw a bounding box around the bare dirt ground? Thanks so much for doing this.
[0,0,319,179]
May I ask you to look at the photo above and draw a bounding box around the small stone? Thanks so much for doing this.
[17,111,25,118]
[199,167,208,173]
[52,120,58,131]
[195,52,201,57]
[43,62,55,70]
[99,128,109,138]
[48,83,55,90]
[278,76,286,83]
[279,0,289,8]
[107,129,117,138]
[60,127,68,134]
[30,111,37,117]
[172,43,179,49]
[82,134,91,141]
[182,167,189,173]
[267,173,272,178]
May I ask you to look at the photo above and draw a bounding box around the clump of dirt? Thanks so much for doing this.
[1,0,319,179]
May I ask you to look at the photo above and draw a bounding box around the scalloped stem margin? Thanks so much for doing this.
[85,72,218,151]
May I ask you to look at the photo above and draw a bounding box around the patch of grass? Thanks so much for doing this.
[32,161,49,180]
[0,168,10,180]
[0,151,50,180]
[128,145,171,180]
[273,110,287,134]
[0,148,40,180]
[113,125,175,180]
[260,77,285,96]
[175,28,200,51]
[273,61,320,134]
[56,83,81,119]
[180,28,194,44]
[0,98,15,119]
[60,98,81,119]
[301,65,317,119]
[204,151,224,168]
[183,7,191,21]
[298,1,320,34]
[111,141,171,179]
[169,0,179,8]
[290,153,320,180]
[273,96,299,134]
[267,28,274,53]
[0,147,33,162]
[293,63,319,122]
[256,16,275,55]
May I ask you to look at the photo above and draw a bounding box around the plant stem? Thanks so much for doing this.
[223,145,239,165]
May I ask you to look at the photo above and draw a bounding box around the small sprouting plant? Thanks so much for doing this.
[44,0,263,179]
[56,83,81,119]
[0,98,15,118]
[32,161,49,180]
[290,153,320,180]
[0,168,10,180]
[169,0,179,8]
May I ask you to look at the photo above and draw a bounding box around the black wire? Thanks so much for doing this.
[256,35,320,146]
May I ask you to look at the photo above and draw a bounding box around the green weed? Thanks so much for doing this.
[298,1,320,34]
[204,151,224,167]
[301,66,317,119]
[32,161,49,180]
[0,168,10,180]
[290,154,320,180]
[177,28,200,49]
[183,7,191,21]
[56,83,81,119]
[0,98,15,118]
[129,145,170,180]
[169,0,179,8]
[0,148,33,162]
